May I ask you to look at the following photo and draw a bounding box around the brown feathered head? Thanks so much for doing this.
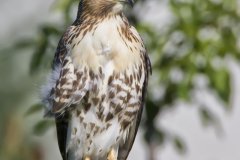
[76,0,134,20]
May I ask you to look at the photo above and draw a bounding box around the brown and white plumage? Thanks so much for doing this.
[42,0,151,159]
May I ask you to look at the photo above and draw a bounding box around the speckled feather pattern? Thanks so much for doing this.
[42,0,151,159]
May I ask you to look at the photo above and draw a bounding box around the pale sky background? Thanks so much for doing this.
[1,0,240,160]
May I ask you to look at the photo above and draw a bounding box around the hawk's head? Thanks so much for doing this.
[78,0,134,19]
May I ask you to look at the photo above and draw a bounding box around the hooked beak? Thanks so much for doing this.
[127,0,134,7]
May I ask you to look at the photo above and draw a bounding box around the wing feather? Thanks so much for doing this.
[117,52,151,160]
[43,26,91,115]
[42,26,91,160]
[52,55,90,114]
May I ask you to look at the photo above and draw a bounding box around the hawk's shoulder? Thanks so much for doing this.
[53,26,76,67]
[42,25,91,115]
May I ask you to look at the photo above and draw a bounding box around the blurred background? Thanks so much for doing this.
[1,0,240,160]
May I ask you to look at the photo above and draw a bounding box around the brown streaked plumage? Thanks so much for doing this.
[42,0,151,160]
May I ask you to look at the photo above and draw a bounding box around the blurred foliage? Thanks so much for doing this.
[139,0,238,156]
[33,120,55,136]
[1,0,239,159]
[0,114,44,160]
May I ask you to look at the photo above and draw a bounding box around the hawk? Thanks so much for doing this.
[42,0,151,159]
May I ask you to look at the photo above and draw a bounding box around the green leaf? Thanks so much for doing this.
[156,129,165,145]
[41,25,61,36]
[13,39,35,50]
[25,103,43,117]
[33,120,54,136]
[209,67,230,106]
[173,136,186,154]
[199,107,216,126]
[30,34,48,74]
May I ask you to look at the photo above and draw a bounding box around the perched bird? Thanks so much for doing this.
[42,0,151,159]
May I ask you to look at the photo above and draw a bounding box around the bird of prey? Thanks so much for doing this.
[42,0,151,159]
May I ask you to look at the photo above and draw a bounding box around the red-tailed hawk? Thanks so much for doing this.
[42,0,151,159]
